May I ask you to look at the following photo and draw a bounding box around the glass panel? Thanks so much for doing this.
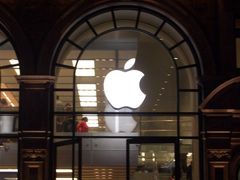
[180,139,199,180]
[0,138,18,179]
[89,12,114,34]
[171,42,195,67]
[76,30,177,113]
[157,23,183,49]
[0,68,19,89]
[0,114,18,134]
[140,116,177,136]
[179,92,198,112]
[82,138,126,180]
[54,115,75,135]
[236,38,240,68]
[138,12,163,34]
[55,91,73,111]
[0,42,17,66]
[69,23,96,48]
[56,143,73,179]
[0,30,7,42]
[130,143,175,180]
[74,143,79,179]
[57,41,82,66]
[115,10,138,27]
[179,67,198,89]
[55,67,74,89]
[54,114,183,137]
[0,91,19,111]
[180,116,198,136]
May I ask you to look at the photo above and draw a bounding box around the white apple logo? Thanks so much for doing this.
[104,58,146,109]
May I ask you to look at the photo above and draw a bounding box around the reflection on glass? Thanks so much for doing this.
[180,139,199,180]
[0,138,18,179]
[130,143,175,180]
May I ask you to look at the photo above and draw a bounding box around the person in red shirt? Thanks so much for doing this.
[76,117,89,132]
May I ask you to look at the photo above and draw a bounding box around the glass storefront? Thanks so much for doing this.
[54,6,201,180]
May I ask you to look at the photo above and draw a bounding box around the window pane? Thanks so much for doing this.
[0,43,17,67]
[56,143,73,179]
[69,23,96,48]
[89,12,114,34]
[55,67,74,89]
[179,92,198,112]
[115,10,138,28]
[180,139,199,180]
[236,38,240,68]
[55,91,73,111]
[75,30,178,112]
[180,116,198,136]
[179,67,198,89]
[158,23,183,47]
[139,12,163,34]
[0,30,7,42]
[140,116,177,136]
[0,138,18,180]
[0,91,19,111]
[171,42,196,67]
[57,41,82,66]
[0,115,18,134]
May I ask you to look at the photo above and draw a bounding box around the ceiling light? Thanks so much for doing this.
[79,96,97,101]
[80,102,97,107]
[72,60,95,68]
[78,91,96,96]
[0,169,18,172]
[56,169,73,173]
[9,59,20,75]
[77,84,96,90]
[173,57,179,60]
[72,60,95,76]
[75,69,95,76]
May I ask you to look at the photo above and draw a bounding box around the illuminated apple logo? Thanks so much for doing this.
[104,58,146,109]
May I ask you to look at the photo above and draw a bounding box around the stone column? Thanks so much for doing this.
[17,75,55,180]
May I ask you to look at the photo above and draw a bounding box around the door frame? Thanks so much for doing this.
[126,137,180,180]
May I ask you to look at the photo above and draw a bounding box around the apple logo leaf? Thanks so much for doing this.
[124,58,136,70]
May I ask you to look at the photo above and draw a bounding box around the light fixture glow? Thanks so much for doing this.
[0,169,18,172]
[56,169,73,173]
[80,102,97,107]
[78,91,96,96]
[77,84,96,90]
[9,59,20,75]
[72,60,95,76]
[79,96,97,101]
[75,69,95,76]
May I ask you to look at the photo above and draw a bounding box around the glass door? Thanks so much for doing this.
[127,138,179,180]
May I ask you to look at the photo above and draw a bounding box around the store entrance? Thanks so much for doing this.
[53,137,178,180]
[127,138,178,180]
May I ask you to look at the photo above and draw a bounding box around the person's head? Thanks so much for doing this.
[81,117,88,122]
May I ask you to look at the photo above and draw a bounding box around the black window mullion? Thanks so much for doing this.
[135,9,141,28]
[66,39,84,51]
[177,64,197,70]
[154,21,166,36]
[111,10,117,28]
[169,39,185,51]
[0,39,8,46]
[86,20,98,36]
[56,63,75,69]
